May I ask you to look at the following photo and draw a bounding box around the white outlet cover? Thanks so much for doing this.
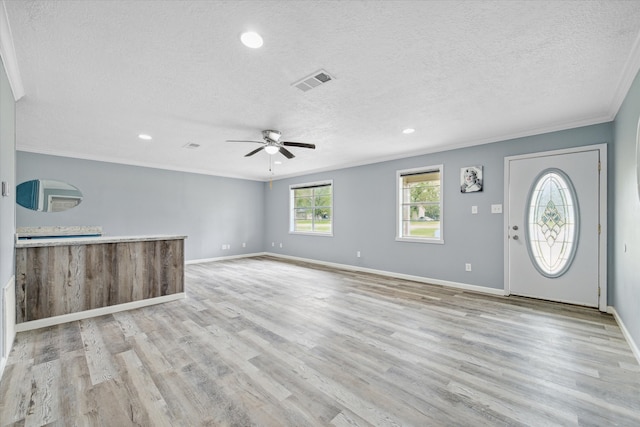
[491,204,503,214]
[471,205,478,214]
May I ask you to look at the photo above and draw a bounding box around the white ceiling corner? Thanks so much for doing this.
[4,0,640,181]
[608,28,640,117]
[0,0,25,100]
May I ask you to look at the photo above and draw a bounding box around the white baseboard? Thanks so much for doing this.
[15,292,186,333]
[265,252,506,297]
[608,306,640,366]
[186,252,267,265]
[1,275,16,381]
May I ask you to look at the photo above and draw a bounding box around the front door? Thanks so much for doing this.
[506,148,602,307]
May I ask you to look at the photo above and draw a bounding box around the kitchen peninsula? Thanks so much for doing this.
[15,232,186,331]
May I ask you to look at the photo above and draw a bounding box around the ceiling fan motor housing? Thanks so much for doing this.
[263,130,281,143]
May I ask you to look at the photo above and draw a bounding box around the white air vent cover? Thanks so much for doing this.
[183,142,201,149]
[292,69,335,92]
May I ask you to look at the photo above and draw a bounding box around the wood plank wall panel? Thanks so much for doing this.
[15,239,184,323]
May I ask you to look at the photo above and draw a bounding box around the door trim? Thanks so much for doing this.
[503,144,608,312]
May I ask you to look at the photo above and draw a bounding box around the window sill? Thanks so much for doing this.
[395,237,444,245]
[289,231,334,237]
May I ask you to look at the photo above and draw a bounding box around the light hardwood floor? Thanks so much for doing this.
[1,256,639,426]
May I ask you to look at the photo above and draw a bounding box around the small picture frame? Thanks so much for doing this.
[461,166,483,193]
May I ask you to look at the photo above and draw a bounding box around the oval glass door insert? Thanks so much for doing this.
[526,169,579,278]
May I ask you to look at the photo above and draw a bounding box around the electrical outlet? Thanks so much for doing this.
[465,263,472,272]
[272,242,275,247]
[357,251,361,258]
[471,205,478,214]
[491,204,503,214]
[242,242,246,248]
[279,243,283,248]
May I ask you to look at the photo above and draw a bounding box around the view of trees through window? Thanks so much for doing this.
[399,169,442,239]
[291,183,332,234]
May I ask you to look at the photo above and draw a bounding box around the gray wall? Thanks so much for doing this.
[264,123,612,290]
[0,58,16,365]
[16,152,265,261]
[612,69,640,352]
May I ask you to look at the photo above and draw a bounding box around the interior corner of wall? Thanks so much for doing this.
[3,275,15,362]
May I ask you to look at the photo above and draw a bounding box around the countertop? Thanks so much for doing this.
[16,234,187,248]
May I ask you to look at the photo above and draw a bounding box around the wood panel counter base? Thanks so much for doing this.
[15,236,185,327]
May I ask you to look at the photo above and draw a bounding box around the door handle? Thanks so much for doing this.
[512,235,519,240]
[512,225,519,230]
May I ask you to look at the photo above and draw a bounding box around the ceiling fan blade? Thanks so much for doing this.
[227,139,264,144]
[279,147,295,159]
[245,147,265,157]
[282,141,316,149]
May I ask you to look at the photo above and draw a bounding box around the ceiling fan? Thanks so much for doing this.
[227,130,316,159]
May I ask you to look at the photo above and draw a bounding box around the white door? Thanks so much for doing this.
[507,149,601,307]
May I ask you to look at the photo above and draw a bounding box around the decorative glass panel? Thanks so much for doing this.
[526,169,579,278]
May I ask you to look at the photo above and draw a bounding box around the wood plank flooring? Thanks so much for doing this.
[1,256,639,426]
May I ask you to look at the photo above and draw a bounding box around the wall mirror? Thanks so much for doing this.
[17,179,83,212]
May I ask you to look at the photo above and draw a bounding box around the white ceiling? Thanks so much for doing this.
[4,0,640,181]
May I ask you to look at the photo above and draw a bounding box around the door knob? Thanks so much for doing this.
[512,225,519,230]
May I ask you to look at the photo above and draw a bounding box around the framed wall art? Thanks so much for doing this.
[461,166,483,193]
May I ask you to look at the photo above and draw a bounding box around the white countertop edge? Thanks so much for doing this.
[16,234,187,248]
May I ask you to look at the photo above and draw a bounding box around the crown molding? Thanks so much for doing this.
[0,1,24,100]
[16,145,265,182]
[608,29,640,118]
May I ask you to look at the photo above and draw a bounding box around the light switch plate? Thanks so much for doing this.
[471,205,478,214]
[491,204,503,214]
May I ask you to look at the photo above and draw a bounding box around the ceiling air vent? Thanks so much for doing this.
[293,69,335,92]
[183,142,201,149]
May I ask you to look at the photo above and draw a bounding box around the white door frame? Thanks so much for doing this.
[503,144,608,312]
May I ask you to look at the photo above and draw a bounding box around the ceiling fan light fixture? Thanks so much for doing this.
[265,145,279,155]
[402,128,415,134]
[240,32,263,49]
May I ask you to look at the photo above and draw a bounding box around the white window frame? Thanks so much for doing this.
[396,165,444,244]
[289,180,334,237]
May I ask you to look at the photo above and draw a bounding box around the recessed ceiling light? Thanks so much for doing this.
[274,161,282,165]
[402,128,415,134]
[240,32,263,49]
[138,134,152,140]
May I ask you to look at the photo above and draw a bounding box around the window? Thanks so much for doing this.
[397,165,443,243]
[290,181,333,235]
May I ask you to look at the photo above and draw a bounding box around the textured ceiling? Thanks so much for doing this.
[4,0,640,181]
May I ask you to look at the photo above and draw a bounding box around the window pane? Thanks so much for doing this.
[404,219,441,238]
[294,219,313,232]
[314,185,331,197]
[313,208,332,233]
[294,188,312,197]
[295,195,312,208]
